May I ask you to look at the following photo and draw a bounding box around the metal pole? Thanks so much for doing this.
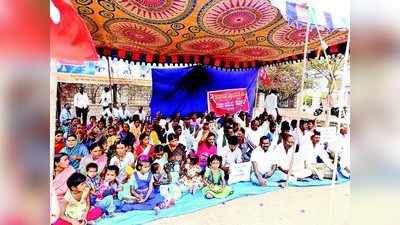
[254,67,261,118]
[286,18,311,187]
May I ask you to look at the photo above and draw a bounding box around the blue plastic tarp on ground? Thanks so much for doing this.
[97,172,349,225]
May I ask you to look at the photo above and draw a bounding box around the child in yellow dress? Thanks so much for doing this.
[53,172,103,225]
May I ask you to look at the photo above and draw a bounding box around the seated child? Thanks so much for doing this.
[164,151,183,184]
[53,172,103,225]
[95,165,122,216]
[85,162,101,206]
[152,145,168,170]
[179,153,204,194]
[202,155,233,199]
[118,172,139,204]
[151,163,181,202]
[120,155,173,214]
[106,126,120,161]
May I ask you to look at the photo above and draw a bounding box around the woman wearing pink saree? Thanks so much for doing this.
[134,133,155,158]
[79,142,107,176]
[53,153,75,203]
[196,132,217,172]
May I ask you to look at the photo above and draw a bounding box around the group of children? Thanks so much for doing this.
[52,109,350,225]
[53,145,235,225]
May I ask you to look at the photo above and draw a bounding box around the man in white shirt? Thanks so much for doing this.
[246,120,263,150]
[330,124,350,178]
[220,136,243,167]
[290,119,298,135]
[233,112,246,128]
[99,86,112,110]
[264,90,278,120]
[174,124,194,151]
[275,134,296,174]
[103,103,118,126]
[133,106,146,122]
[73,86,90,125]
[219,136,243,182]
[250,136,278,186]
[117,103,132,122]
[293,131,334,179]
[294,119,313,154]
[265,121,279,151]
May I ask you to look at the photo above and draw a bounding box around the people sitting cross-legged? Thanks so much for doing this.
[120,156,174,215]
[151,162,181,203]
[202,155,233,199]
[250,136,278,186]
[219,135,243,182]
[179,152,204,194]
[109,140,135,183]
[292,131,335,180]
[94,165,123,216]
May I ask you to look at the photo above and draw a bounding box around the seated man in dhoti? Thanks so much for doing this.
[293,131,335,180]
[327,124,350,178]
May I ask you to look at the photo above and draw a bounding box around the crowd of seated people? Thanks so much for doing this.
[52,108,350,224]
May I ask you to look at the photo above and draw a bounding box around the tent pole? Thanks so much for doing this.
[106,57,114,105]
[315,24,341,128]
[254,67,260,118]
[285,18,311,187]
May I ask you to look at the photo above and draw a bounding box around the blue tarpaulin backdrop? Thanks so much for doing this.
[150,66,258,118]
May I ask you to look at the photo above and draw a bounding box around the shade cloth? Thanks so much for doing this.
[150,66,258,118]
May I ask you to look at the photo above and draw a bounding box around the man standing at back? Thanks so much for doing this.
[73,86,90,125]
[99,86,112,111]
[134,106,146,122]
[265,90,279,120]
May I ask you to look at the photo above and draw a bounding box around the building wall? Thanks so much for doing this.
[57,82,152,119]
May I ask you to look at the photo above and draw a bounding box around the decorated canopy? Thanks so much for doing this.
[73,0,348,66]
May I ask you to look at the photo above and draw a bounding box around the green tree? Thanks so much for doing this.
[258,62,314,103]
[307,54,345,95]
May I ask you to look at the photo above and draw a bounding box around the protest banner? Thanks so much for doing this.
[207,88,249,116]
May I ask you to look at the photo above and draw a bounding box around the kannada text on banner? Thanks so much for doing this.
[207,88,249,116]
